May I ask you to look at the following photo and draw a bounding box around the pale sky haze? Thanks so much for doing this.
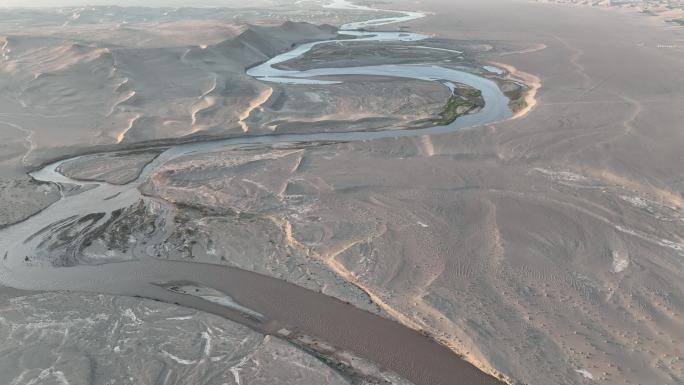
[1,0,262,7]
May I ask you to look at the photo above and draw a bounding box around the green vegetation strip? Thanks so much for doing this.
[508,97,528,114]
[435,95,475,125]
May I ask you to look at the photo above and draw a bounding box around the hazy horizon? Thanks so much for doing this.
[0,0,269,7]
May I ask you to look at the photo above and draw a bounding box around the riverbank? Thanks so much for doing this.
[0,1,524,384]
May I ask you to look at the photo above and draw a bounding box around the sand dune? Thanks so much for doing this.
[1,1,682,384]
[2,15,442,167]
[109,1,683,383]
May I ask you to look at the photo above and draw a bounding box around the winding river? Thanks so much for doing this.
[0,1,510,384]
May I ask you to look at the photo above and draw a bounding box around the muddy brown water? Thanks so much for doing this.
[0,0,513,383]
[1,259,504,385]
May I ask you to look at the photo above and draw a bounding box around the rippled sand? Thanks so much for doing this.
[1,0,683,384]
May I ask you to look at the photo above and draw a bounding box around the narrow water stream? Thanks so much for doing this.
[0,1,509,384]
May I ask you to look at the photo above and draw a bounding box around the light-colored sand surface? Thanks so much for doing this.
[1,0,683,384]
[139,136,683,384]
[533,0,684,28]
[0,20,335,164]
[0,13,454,169]
[127,1,683,383]
[0,5,452,228]
[0,177,59,228]
[58,150,163,185]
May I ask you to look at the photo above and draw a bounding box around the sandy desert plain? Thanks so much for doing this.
[0,0,683,384]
